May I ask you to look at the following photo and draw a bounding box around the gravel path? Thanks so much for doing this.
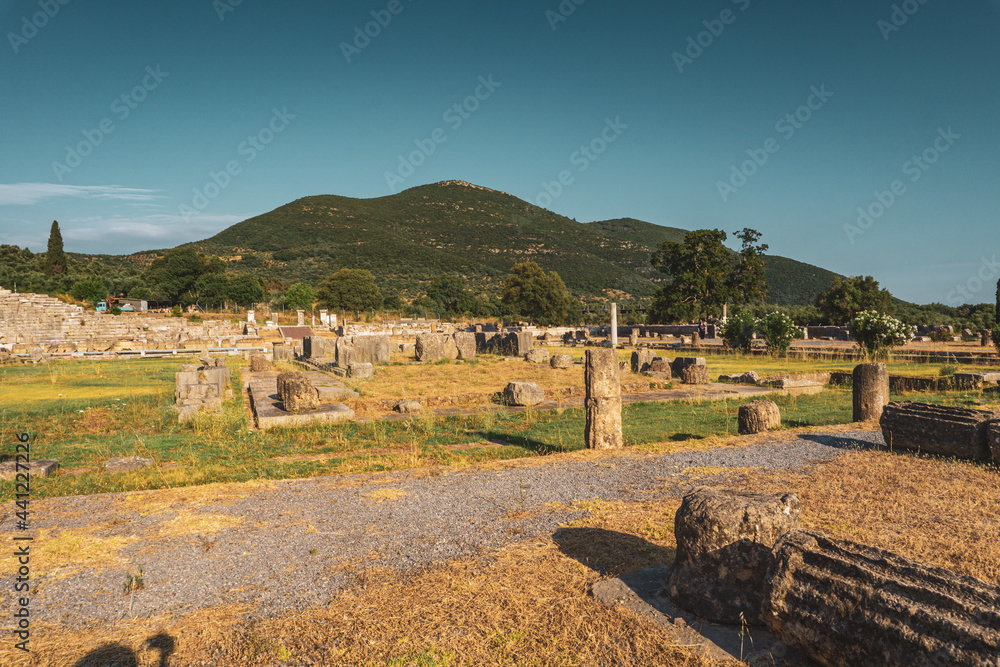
[0,430,883,630]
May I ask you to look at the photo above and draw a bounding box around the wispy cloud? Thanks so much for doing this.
[0,183,161,206]
[61,213,242,244]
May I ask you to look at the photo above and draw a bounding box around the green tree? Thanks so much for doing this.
[994,279,1000,354]
[228,274,266,307]
[70,278,107,306]
[317,269,383,313]
[500,261,574,325]
[648,229,732,323]
[144,247,222,305]
[45,221,68,275]
[194,273,230,308]
[728,228,769,306]
[284,282,316,312]
[427,274,476,316]
[815,276,893,325]
[382,293,406,311]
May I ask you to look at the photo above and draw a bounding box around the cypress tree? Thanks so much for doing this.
[45,220,67,275]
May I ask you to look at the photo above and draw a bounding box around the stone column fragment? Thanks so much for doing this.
[585,348,622,449]
[853,362,889,422]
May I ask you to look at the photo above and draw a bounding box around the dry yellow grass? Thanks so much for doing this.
[347,355,584,411]
[10,540,724,667]
[9,434,1000,666]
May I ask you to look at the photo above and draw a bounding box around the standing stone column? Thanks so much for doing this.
[629,328,639,347]
[296,310,305,326]
[982,330,992,347]
[585,348,623,449]
[610,303,618,349]
[247,310,255,323]
[853,363,889,422]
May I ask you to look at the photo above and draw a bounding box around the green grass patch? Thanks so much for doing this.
[2,357,996,501]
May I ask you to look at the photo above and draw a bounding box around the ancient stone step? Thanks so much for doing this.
[763,529,1000,667]
[879,401,997,461]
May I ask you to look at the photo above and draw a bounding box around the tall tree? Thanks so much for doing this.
[317,269,383,313]
[45,221,68,275]
[648,229,732,323]
[284,282,316,312]
[228,274,265,307]
[427,274,476,316]
[143,247,223,305]
[728,228,769,306]
[194,273,230,308]
[500,261,574,325]
[815,275,893,325]
[995,278,1000,350]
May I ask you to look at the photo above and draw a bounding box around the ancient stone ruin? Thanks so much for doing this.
[0,288,261,357]
[880,401,999,462]
[738,400,781,435]
[667,487,801,625]
[763,530,1000,667]
[853,362,889,422]
[173,357,232,423]
[630,349,655,374]
[525,348,549,364]
[415,333,459,362]
[584,348,622,449]
[503,382,544,407]
[667,487,1000,666]
[278,371,319,413]
[550,354,573,369]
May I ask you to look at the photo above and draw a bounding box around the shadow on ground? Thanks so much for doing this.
[798,432,883,451]
[72,632,175,667]
[552,527,674,577]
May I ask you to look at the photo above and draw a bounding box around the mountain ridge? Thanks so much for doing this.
[91,180,843,305]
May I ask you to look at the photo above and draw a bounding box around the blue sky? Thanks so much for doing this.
[1,0,998,305]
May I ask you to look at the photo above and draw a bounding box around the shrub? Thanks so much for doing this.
[851,310,915,361]
[171,305,182,318]
[109,306,122,316]
[719,311,756,354]
[758,312,801,357]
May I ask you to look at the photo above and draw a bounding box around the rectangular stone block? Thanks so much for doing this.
[175,371,199,386]
[350,335,392,364]
[304,336,332,359]
[630,349,655,374]
[453,332,476,359]
[475,332,501,353]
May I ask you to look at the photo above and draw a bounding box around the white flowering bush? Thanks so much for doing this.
[851,311,915,361]
[719,311,757,354]
[759,312,801,357]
